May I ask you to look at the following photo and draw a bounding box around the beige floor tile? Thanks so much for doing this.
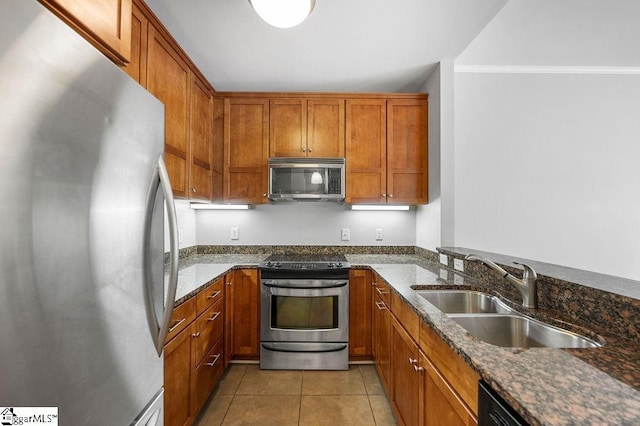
[302,366,367,395]
[222,395,300,425]
[299,395,375,426]
[359,364,385,395]
[194,394,233,426]
[236,365,303,395]
[369,395,397,425]
[214,364,248,396]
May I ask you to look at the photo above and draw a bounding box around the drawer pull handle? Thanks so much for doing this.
[205,353,221,367]
[207,311,221,321]
[376,287,388,295]
[207,290,221,300]
[168,318,186,333]
[375,301,387,311]
[192,332,201,338]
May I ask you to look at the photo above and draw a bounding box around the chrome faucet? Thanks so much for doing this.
[464,254,538,309]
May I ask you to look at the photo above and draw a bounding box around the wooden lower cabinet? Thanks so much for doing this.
[164,278,227,426]
[421,351,476,426]
[372,279,391,390]
[230,269,260,358]
[224,272,235,367]
[164,322,197,426]
[391,317,421,426]
[349,269,372,359]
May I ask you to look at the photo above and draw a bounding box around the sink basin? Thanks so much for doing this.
[449,314,602,349]
[416,290,513,314]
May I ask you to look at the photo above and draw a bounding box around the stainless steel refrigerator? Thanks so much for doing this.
[0,0,179,424]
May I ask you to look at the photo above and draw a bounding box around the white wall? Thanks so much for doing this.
[164,200,197,251]
[195,203,416,246]
[453,71,640,280]
[415,65,441,251]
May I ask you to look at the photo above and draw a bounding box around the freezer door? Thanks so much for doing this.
[0,0,171,424]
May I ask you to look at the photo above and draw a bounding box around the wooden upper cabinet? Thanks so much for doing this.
[269,98,345,158]
[308,98,345,157]
[122,1,147,83]
[387,99,428,204]
[189,74,213,201]
[212,98,225,203]
[270,99,307,157]
[146,25,190,198]
[224,99,269,204]
[39,0,132,65]
[345,99,387,203]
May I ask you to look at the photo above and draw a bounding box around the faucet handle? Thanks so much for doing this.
[513,261,537,281]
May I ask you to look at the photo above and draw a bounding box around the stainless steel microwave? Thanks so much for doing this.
[268,157,345,201]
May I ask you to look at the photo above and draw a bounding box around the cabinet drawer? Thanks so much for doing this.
[420,321,480,414]
[194,337,224,413]
[195,298,224,365]
[166,297,196,343]
[372,276,391,306]
[391,291,420,342]
[196,277,224,314]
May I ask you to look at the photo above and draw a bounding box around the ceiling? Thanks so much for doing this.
[144,0,508,92]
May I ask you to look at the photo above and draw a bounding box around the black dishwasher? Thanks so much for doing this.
[478,381,529,426]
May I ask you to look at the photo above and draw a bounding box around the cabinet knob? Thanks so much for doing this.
[308,148,312,152]
[191,188,196,193]
[227,281,233,286]
[408,358,418,365]
[192,332,201,338]
[389,194,393,198]
[302,147,306,152]
[413,364,424,372]
[263,193,267,197]
[382,193,386,197]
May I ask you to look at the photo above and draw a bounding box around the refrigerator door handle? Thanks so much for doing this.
[143,155,179,356]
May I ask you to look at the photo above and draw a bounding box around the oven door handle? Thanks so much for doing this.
[261,343,348,353]
[261,280,348,289]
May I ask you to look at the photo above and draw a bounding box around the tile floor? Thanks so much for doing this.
[194,363,397,425]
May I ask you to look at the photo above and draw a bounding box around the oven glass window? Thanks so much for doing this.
[271,295,338,329]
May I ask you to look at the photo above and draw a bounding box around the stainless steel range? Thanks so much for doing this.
[259,254,350,370]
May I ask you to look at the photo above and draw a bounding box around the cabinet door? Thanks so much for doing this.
[387,99,428,204]
[349,269,372,359]
[212,98,225,203]
[224,272,234,367]
[189,74,213,201]
[345,99,387,203]
[121,1,147,83]
[373,291,391,390]
[421,351,477,426]
[147,25,190,198]
[164,323,196,426]
[270,99,307,157]
[39,0,131,64]
[194,338,224,415]
[308,98,345,157]
[224,99,269,203]
[232,269,260,358]
[391,318,420,426]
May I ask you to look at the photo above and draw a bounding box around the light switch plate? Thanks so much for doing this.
[454,258,464,272]
[230,227,239,240]
[341,228,350,241]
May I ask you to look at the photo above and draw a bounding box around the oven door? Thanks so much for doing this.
[260,279,349,343]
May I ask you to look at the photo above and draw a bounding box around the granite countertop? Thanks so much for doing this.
[171,252,640,425]
[346,254,640,426]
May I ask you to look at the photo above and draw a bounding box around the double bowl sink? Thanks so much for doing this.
[415,290,602,349]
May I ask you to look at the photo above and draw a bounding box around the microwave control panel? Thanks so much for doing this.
[328,168,342,194]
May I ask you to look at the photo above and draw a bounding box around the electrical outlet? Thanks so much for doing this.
[375,228,383,241]
[341,228,350,241]
[178,229,184,244]
[439,254,448,265]
[230,227,239,240]
[454,258,464,272]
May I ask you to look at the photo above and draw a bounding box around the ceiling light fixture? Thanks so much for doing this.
[248,0,316,29]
